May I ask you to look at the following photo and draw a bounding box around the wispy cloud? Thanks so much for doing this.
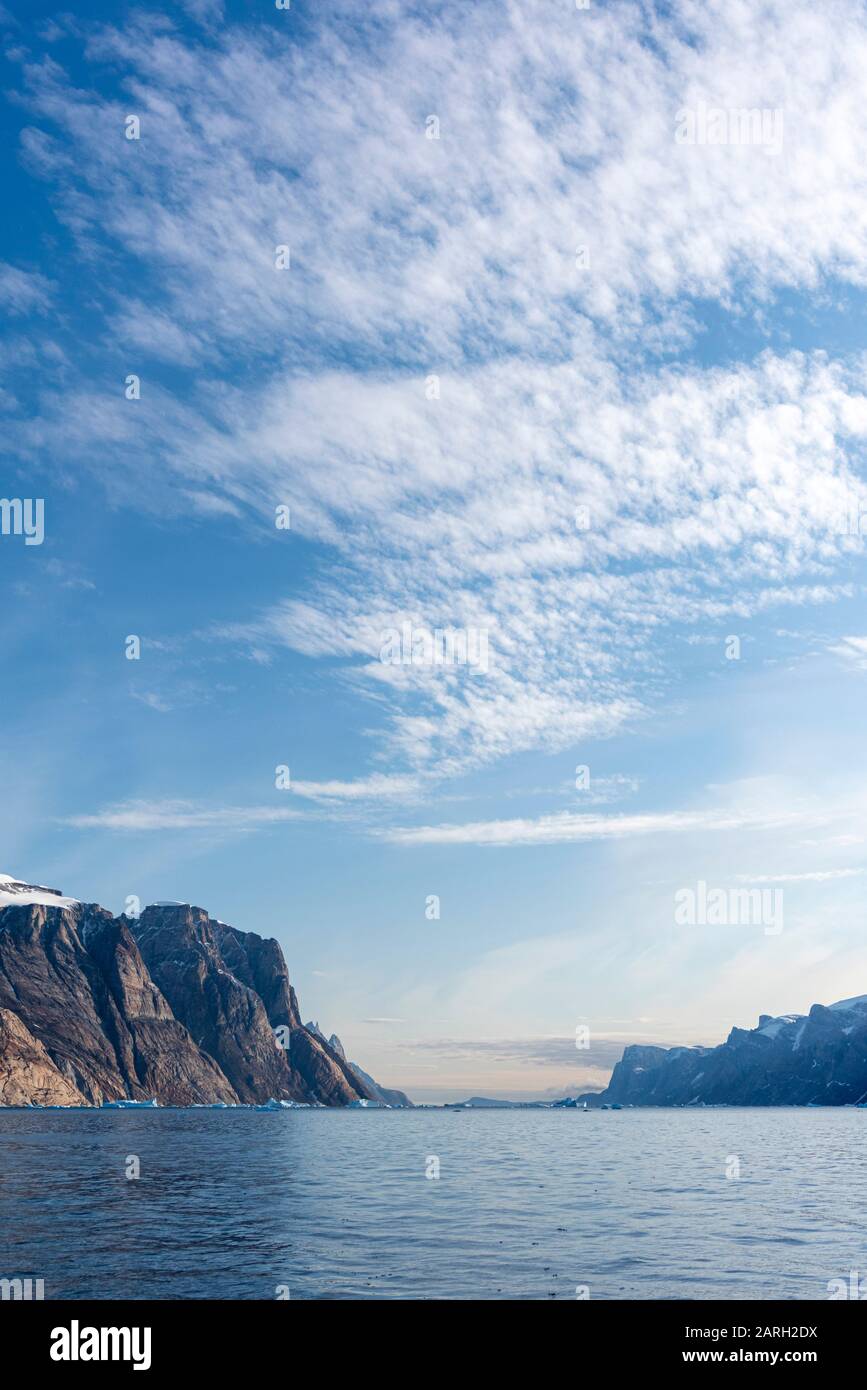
[10,2,867,788]
[735,869,863,883]
[0,261,52,314]
[400,1036,636,1071]
[64,800,304,832]
[384,802,839,848]
[290,774,420,803]
[20,1,867,359]
[830,635,867,669]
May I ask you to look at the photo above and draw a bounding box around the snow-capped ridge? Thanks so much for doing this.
[757,1012,804,1038]
[0,874,78,909]
[829,994,867,1012]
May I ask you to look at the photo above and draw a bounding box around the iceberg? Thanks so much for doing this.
[101,1098,159,1109]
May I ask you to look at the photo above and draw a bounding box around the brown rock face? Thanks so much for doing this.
[0,891,387,1108]
[0,1008,84,1107]
[0,902,237,1105]
[131,905,373,1105]
[287,1027,377,1105]
[212,923,302,1030]
[130,905,305,1103]
[210,919,372,1103]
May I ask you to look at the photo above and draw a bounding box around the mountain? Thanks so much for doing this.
[0,897,237,1105]
[600,995,867,1107]
[305,1021,413,1107]
[0,875,397,1108]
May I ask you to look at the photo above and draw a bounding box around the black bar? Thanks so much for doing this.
[2,1298,859,1375]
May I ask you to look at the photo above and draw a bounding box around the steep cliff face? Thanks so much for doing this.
[602,996,867,1106]
[287,1027,375,1106]
[130,904,372,1105]
[0,1008,85,1107]
[130,904,301,1103]
[213,923,302,1030]
[0,881,393,1107]
[306,1021,413,1107]
[0,902,236,1105]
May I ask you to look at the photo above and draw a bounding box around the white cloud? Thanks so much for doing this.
[385,798,844,847]
[22,1,867,358]
[290,774,420,802]
[0,262,52,314]
[830,635,867,668]
[64,799,304,831]
[12,0,867,785]
[149,350,865,775]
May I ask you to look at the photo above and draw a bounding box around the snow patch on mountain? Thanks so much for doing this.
[0,874,78,909]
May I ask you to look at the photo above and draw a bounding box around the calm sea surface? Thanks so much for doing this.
[0,1107,862,1300]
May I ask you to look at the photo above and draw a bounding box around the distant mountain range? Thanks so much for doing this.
[437,997,867,1110]
[584,995,867,1107]
[0,873,410,1108]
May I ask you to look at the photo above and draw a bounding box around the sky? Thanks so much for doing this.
[3,0,867,1102]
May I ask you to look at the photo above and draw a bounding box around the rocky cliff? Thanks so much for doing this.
[0,1008,85,1107]
[0,900,236,1105]
[130,904,373,1105]
[600,994,867,1107]
[306,1021,413,1107]
[0,875,405,1108]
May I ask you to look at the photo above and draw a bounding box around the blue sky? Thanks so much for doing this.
[3,0,867,1100]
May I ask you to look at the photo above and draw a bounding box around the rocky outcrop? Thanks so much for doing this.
[306,1021,413,1107]
[213,922,302,1030]
[288,1027,374,1105]
[130,904,302,1103]
[130,905,373,1105]
[601,995,867,1107]
[0,1008,84,1107]
[0,880,399,1108]
[0,902,236,1105]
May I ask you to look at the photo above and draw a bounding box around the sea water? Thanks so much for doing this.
[0,1106,862,1300]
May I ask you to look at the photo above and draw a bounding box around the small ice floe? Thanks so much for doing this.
[102,1099,159,1109]
[251,1098,311,1110]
